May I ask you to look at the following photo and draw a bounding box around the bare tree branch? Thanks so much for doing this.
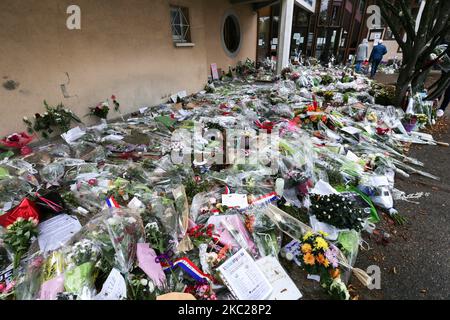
[378,0,409,54]
[399,0,417,42]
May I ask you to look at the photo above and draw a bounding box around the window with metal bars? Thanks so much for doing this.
[170,6,191,43]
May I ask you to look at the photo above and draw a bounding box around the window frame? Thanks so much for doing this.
[170,5,192,45]
[221,11,242,58]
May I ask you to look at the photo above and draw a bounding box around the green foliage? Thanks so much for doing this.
[320,74,335,85]
[23,101,82,139]
[2,218,39,268]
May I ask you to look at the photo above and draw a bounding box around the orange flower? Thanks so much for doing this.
[301,243,312,254]
[303,252,315,265]
[316,253,325,265]
[323,259,330,268]
[307,105,316,112]
[330,268,340,279]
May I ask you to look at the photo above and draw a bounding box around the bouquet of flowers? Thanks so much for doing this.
[23,101,82,139]
[2,217,39,268]
[128,270,162,300]
[186,224,217,248]
[87,101,110,119]
[0,132,34,156]
[298,231,350,300]
[102,208,145,274]
[310,193,369,232]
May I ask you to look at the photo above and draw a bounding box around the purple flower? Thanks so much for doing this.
[325,246,339,268]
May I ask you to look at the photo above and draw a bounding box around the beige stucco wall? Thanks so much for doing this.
[203,1,258,74]
[0,0,257,137]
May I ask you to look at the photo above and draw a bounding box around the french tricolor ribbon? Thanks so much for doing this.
[249,192,279,207]
[105,196,120,208]
[161,257,213,283]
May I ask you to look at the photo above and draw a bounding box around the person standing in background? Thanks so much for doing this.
[369,40,388,78]
[355,39,369,73]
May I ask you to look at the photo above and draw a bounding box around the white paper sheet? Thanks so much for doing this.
[218,248,273,300]
[38,214,82,252]
[61,127,86,144]
[94,268,127,300]
[256,256,302,300]
[221,194,248,209]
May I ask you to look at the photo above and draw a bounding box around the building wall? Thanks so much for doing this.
[0,0,257,136]
[203,1,258,74]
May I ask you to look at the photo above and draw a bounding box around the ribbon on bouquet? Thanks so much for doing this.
[35,193,64,213]
[160,257,213,283]
[155,250,175,268]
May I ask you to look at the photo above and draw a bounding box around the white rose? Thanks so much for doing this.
[140,279,148,286]
[148,281,155,292]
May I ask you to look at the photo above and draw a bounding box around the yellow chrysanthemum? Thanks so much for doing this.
[323,259,330,268]
[314,237,329,250]
[319,231,329,237]
[301,243,312,253]
[303,231,313,241]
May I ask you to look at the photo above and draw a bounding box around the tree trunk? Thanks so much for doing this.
[395,63,415,107]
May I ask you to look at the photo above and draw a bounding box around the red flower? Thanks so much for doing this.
[7,134,20,142]
[111,95,117,100]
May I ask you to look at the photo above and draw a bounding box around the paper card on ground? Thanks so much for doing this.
[221,194,248,209]
[211,63,219,80]
[127,197,144,210]
[38,214,82,252]
[136,243,166,288]
[256,255,302,300]
[307,274,321,282]
[39,275,64,300]
[341,126,361,135]
[139,107,149,114]
[61,127,86,144]
[217,248,273,300]
[94,268,127,300]
[346,150,360,162]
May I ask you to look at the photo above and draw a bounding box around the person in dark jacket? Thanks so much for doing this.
[369,40,388,78]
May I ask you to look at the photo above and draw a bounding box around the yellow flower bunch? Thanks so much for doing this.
[303,231,314,241]
[314,237,329,250]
